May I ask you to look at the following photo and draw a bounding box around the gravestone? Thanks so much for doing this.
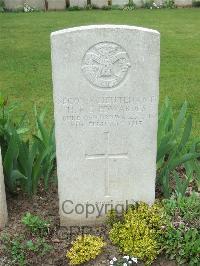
[175,0,192,6]
[70,0,87,7]
[0,149,8,229]
[112,0,128,6]
[47,0,66,10]
[51,25,160,225]
[4,0,24,11]
[91,0,108,7]
[26,0,46,10]
[133,0,143,7]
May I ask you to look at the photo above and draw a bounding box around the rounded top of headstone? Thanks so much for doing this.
[51,24,160,38]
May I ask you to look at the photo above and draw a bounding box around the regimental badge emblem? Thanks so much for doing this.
[81,42,131,89]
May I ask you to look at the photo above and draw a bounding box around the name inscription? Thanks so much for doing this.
[56,95,157,128]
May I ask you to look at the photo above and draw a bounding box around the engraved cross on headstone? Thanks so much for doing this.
[85,132,128,197]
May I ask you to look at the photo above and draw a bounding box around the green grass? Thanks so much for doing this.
[0,9,200,138]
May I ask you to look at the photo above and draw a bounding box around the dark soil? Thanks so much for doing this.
[0,184,177,266]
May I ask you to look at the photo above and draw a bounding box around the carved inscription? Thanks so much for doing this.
[57,95,157,128]
[81,42,131,89]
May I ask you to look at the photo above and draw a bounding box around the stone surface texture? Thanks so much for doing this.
[133,0,144,7]
[91,0,108,7]
[175,0,192,6]
[0,149,8,229]
[112,0,128,6]
[4,0,24,10]
[47,0,66,10]
[26,0,46,10]
[69,0,87,7]
[51,25,160,225]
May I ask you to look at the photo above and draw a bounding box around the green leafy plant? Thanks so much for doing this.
[163,193,200,226]
[157,98,200,197]
[67,5,82,11]
[123,0,136,10]
[163,0,176,8]
[160,195,200,265]
[66,234,106,265]
[0,94,29,192]
[106,209,121,227]
[3,128,28,193]
[25,237,52,256]
[33,107,56,190]
[4,235,26,266]
[16,108,56,195]
[184,139,200,191]
[16,137,49,194]
[0,0,5,12]
[109,202,165,265]
[1,96,56,195]
[160,225,200,265]
[0,94,28,159]
[1,234,52,266]
[22,212,50,236]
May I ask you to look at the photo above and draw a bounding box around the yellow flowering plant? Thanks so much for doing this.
[66,234,106,265]
[109,202,165,266]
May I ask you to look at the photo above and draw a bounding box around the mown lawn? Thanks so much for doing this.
[0,9,199,138]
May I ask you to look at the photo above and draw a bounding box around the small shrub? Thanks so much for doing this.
[109,202,165,265]
[163,193,200,228]
[106,209,121,227]
[163,0,176,8]
[25,237,53,256]
[22,212,50,236]
[67,6,82,11]
[160,225,200,265]
[1,234,26,266]
[160,194,200,265]
[66,234,106,265]
[123,0,136,10]
[1,234,52,266]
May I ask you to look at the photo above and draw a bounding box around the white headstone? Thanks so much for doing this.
[91,0,108,8]
[175,0,192,6]
[47,0,66,10]
[0,149,8,229]
[133,0,143,7]
[51,25,160,226]
[26,0,46,10]
[112,0,129,6]
[4,0,24,11]
[70,0,87,7]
